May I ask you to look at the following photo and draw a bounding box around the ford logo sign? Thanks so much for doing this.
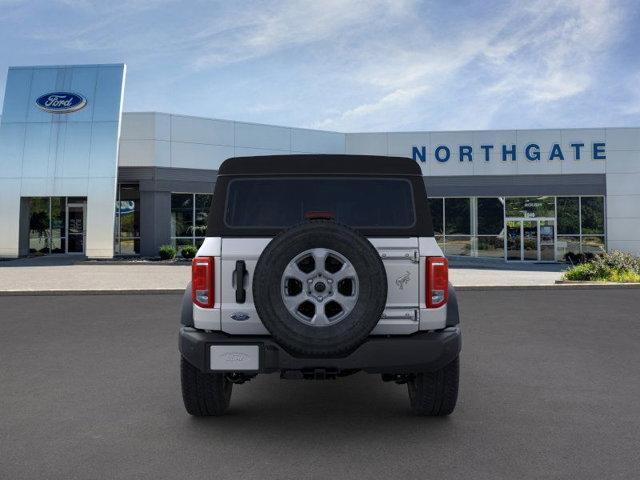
[230,312,250,321]
[35,92,87,114]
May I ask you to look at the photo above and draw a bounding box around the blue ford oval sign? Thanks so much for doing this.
[35,92,87,114]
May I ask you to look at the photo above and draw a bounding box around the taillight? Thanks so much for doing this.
[192,257,214,308]
[426,256,448,308]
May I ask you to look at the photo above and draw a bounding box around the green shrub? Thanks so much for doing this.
[608,270,640,283]
[563,250,640,282]
[563,263,595,281]
[594,250,640,273]
[159,244,177,260]
[180,245,198,259]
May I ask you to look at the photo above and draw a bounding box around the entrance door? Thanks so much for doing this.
[66,203,86,254]
[522,221,538,261]
[539,220,555,261]
[505,219,556,262]
[506,220,522,260]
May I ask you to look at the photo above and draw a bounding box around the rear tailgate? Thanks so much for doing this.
[195,236,444,334]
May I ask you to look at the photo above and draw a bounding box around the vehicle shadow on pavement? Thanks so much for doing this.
[180,372,456,432]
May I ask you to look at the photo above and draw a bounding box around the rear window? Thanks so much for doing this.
[224,177,416,229]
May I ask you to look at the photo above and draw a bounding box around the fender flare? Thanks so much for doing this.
[181,282,194,327]
[446,282,459,327]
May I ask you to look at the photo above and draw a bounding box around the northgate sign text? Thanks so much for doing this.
[412,142,606,163]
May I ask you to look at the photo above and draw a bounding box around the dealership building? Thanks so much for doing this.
[1,63,639,261]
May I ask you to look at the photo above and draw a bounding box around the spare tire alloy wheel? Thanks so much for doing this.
[253,221,387,357]
[281,248,359,327]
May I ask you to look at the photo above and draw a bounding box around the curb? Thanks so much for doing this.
[77,261,191,266]
[2,283,640,296]
[0,289,185,296]
[555,280,640,286]
[456,283,640,291]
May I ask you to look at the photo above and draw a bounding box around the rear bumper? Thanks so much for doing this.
[179,326,461,375]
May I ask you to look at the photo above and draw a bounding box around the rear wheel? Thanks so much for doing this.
[252,220,387,357]
[181,357,233,416]
[407,357,459,416]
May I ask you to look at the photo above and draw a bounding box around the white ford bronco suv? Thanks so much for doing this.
[179,155,461,416]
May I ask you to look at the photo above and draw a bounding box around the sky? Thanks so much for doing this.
[0,0,639,132]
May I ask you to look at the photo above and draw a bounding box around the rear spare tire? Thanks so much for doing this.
[253,220,387,356]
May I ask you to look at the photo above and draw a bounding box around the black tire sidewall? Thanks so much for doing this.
[253,221,387,356]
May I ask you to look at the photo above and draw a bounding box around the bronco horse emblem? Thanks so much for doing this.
[395,271,411,290]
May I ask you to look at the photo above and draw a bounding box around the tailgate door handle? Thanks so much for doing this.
[234,260,247,303]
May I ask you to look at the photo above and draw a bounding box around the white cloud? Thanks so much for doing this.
[481,0,621,104]
[190,0,413,69]
[315,0,625,130]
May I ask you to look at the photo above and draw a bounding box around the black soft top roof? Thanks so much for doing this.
[217,154,422,176]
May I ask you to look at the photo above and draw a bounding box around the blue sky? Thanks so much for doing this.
[1,0,639,131]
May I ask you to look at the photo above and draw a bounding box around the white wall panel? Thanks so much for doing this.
[606,195,640,218]
[560,156,606,174]
[605,150,640,174]
[118,139,164,167]
[606,173,640,196]
[606,218,640,242]
[472,151,517,176]
[606,128,640,151]
[235,122,290,151]
[607,240,640,254]
[291,128,344,153]
[516,129,562,150]
[155,113,171,141]
[345,133,387,155]
[560,129,606,157]
[516,154,562,175]
[171,141,234,170]
[233,146,291,158]
[388,132,429,175]
[171,115,234,146]
[120,113,157,140]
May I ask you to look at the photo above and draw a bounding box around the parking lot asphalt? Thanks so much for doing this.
[1,289,639,480]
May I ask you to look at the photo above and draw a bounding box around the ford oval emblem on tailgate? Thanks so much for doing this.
[231,312,250,321]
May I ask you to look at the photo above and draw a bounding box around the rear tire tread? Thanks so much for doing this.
[181,357,232,416]
[408,357,459,416]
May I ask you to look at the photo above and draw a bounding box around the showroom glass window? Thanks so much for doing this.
[114,184,140,255]
[27,197,86,255]
[428,198,444,248]
[477,197,505,258]
[557,197,580,258]
[28,197,66,254]
[505,196,555,218]
[444,198,471,256]
[556,196,606,256]
[171,193,213,248]
[580,197,605,254]
[28,197,55,254]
